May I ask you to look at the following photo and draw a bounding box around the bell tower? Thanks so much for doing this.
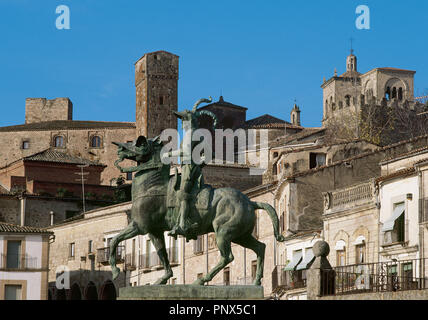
[135,51,179,138]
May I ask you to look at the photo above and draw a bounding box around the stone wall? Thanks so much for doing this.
[47,202,131,299]
[318,289,428,300]
[25,98,73,124]
[0,126,136,185]
[135,51,178,138]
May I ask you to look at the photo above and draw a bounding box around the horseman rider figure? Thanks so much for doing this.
[166,97,218,241]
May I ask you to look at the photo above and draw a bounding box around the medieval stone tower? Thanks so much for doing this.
[135,51,179,138]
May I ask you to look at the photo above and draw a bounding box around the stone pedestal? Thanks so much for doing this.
[118,285,264,300]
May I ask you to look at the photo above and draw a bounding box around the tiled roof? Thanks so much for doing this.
[277,134,428,183]
[380,146,428,164]
[375,167,416,183]
[241,114,300,129]
[283,229,321,241]
[22,149,104,166]
[0,185,9,194]
[271,128,325,147]
[198,96,247,111]
[0,222,53,234]
[0,120,135,132]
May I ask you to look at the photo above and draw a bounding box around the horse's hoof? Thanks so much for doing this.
[112,267,120,280]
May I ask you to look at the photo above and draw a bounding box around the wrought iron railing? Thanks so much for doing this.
[0,254,38,270]
[323,258,428,296]
[96,246,124,265]
[193,236,204,254]
[138,247,179,270]
[125,253,137,270]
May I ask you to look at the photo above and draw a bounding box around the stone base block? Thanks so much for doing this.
[118,285,264,300]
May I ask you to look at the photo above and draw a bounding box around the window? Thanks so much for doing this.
[252,213,258,239]
[132,239,136,266]
[69,243,75,259]
[355,244,365,264]
[345,95,351,107]
[402,262,414,289]
[309,153,326,169]
[5,285,22,300]
[398,87,403,100]
[6,240,22,269]
[392,87,397,99]
[279,212,286,233]
[387,265,399,291]
[159,96,164,105]
[53,135,65,148]
[382,202,405,244]
[88,240,93,253]
[251,260,257,281]
[223,267,230,286]
[145,240,151,267]
[126,172,133,181]
[22,141,29,150]
[193,235,204,254]
[385,87,391,100]
[90,136,101,148]
[336,249,346,266]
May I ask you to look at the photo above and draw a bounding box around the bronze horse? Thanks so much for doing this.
[109,135,285,285]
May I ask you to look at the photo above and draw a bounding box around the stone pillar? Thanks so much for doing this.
[306,240,335,300]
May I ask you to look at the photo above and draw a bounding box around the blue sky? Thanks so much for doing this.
[0,0,427,128]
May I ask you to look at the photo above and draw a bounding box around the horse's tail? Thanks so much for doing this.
[252,202,285,242]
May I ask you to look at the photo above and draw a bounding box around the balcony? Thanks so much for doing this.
[327,258,428,296]
[96,246,124,265]
[0,254,39,271]
[138,247,179,272]
[125,253,137,271]
[324,181,375,215]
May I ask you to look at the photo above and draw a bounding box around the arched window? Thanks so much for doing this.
[398,87,403,100]
[90,135,101,148]
[385,87,391,100]
[53,135,65,148]
[392,87,397,99]
[335,240,346,266]
[345,95,351,107]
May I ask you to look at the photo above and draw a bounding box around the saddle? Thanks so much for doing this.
[166,168,213,214]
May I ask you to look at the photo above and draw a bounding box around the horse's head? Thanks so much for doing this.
[113,135,163,165]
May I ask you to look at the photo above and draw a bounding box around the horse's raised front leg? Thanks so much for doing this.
[149,232,173,285]
[109,221,139,280]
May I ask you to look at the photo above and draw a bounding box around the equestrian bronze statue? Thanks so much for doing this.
[109,97,285,286]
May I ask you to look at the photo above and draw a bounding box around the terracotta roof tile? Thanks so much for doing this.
[0,120,135,132]
[0,222,53,234]
[241,114,299,129]
[375,167,416,183]
[22,149,104,166]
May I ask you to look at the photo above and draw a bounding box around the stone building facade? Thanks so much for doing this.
[321,51,416,126]
[323,180,379,267]
[0,222,53,300]
[135,51,179,138]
